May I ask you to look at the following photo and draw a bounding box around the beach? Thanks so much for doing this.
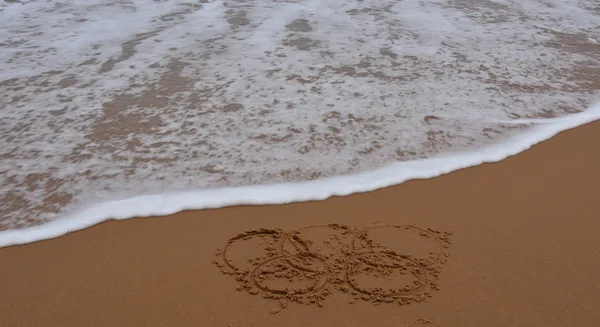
[1,120,599,327]
[2,1,600,326]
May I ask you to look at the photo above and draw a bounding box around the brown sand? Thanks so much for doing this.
[1,121,600,327]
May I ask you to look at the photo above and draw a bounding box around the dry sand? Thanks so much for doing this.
[1,120,600,327]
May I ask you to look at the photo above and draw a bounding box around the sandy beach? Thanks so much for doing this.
[1,119,599,327]
[2,1,600,326]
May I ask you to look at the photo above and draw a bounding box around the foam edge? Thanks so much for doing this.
[1,102,599,248]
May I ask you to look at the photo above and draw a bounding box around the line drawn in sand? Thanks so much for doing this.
[213,224,452,311]
[400,318,443,327]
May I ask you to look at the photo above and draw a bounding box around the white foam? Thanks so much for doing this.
[1,1,600,234]
[1,103,599,248]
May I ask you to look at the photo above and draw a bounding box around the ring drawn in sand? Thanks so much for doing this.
[221,229,283,273]
[214,224,452,311]
[281,224,353,271]
[345,251,429,297]
[251,254,329,295]
[352,225,447,267]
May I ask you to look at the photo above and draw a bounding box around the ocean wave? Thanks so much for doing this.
[1,102,599,247]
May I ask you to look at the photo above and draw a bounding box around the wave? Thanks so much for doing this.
[1,102,598,248]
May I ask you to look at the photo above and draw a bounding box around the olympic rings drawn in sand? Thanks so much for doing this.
[215,224,452,310]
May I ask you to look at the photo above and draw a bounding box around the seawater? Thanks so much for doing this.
[0,0,599,244]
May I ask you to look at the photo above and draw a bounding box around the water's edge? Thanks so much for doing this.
[1,103,599,248]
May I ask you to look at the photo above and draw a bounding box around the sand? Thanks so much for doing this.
[1,120,600,327]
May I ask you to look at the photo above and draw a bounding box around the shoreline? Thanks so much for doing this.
[1,120,600,326]
[2,103,599,248]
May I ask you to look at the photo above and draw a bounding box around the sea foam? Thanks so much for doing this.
[1,103,599,248]
[1,0,600,240]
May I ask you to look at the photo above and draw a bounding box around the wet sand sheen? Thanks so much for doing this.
[1,121,600,326]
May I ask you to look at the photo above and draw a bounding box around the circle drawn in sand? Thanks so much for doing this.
[281,224,353,270]
[352,225,444,267]
[345,251,428,297]
[222,229,283,272]
[251,254,329,295]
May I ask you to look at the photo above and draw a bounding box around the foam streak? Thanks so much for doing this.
[1,103,599,247]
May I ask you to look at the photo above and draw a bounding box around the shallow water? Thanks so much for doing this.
[1,0,599,230]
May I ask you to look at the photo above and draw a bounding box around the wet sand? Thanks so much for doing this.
[1,120,600,327]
